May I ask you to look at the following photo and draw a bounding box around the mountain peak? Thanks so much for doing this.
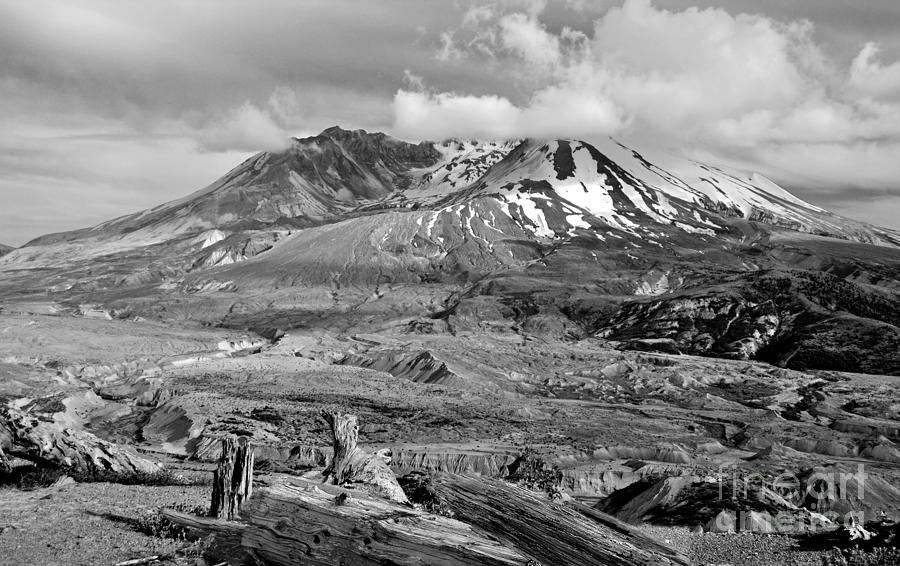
[317,125,373,140]
[6,129,898,273]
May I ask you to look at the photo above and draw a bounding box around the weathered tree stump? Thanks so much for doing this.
[210,435,255,520]
[321,410,360,485]
[320,410,408,504]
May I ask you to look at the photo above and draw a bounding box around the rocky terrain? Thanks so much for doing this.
[2,127,899,565]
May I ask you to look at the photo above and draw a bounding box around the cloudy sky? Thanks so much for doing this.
[2,0,900,245]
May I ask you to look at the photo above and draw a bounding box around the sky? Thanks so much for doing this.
[2,0,900,246]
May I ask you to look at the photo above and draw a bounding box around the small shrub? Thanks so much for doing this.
[398,471,454,517]
[135,512,191,540]
[1,464,199,488]
[507,447,564,500]
[72,467,187,486]
[0,465,67,489]
[134,504,209,540]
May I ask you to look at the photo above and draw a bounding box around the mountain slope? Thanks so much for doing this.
[6,127,898,269]
[0,243,12,257]
[2,127,900,373]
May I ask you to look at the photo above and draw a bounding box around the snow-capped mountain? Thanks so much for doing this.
[2,126,900,373]
[421,136,897,247]
[7,126,896,270]
[2,124,898,301]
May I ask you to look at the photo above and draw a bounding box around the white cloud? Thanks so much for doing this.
[498,13,560,68]
[850,42,900,101]
[0,116,247,246]
[195,103,291,153]
[393,91,522,139]
[402,70,426,92]
[752,141,900,191]
[394,0,900,200]
[436,31,464,62]
[266,86,393,133]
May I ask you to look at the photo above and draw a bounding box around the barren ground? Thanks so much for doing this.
[2,309,899,565]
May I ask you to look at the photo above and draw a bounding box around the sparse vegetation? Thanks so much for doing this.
[820,547,900,566]
[0,464,198,489]
[72,467,189,486]
[133,511,193,540]
[398,471,455,517]
[0,464,68,489]
[507,447,564,500]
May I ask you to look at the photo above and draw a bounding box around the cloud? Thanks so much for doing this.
[2,0,900,242]
[394,91,522,139]
[0,117,247,246]
[850,42,900,101]
[498,13,561,68]
[393,0,900,200]
[196,103,291,153]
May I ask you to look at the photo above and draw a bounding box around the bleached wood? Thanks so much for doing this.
[238,476,527,565]
[0,406,161,475]
[319,410,408,504]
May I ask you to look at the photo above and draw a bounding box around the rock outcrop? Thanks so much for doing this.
[600,269,900,374]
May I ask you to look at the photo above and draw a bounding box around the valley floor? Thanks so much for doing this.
[1,308,899,565]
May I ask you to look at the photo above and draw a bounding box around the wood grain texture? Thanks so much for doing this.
[320,410,409,504]
[429,474,691,566]
[210,436,255,520]
[0,406,161,475]
[237,475,528,565]
[163,472,690,566]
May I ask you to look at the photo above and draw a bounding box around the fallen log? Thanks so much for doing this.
[202,475,528,565]
[319,410,408,504]
[427,474,690,566]
[159,508,246,540]
[0,406,162,475]
[158,508,250,565]
[210,436,254,520]
[164,473,689,566]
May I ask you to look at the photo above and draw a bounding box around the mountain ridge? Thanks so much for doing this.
[12,126,900,255]
[2,126,900,374]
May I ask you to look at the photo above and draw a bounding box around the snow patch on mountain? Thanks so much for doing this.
[194,230,228,250]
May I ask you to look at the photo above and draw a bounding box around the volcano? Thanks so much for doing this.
[2,126,899,373]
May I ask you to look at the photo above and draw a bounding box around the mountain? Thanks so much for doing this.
[2,126,900,373]
[0,243,12,257]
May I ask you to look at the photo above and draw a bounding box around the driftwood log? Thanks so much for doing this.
[319,410,408,504]
[0,406,162,475]
[210,436,255,520]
